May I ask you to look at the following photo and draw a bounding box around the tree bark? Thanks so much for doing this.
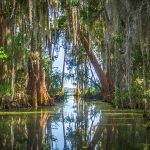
[61,50,66,92]
[79,29,113,100]
[0,14,7,82]
[27,0,38,107]
[27,55,38,107]
[0,14,3,46]
[47,14,52,93]
[105,15,114,99]
[37,57,52,105]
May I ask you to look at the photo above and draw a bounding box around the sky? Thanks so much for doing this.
[52,42,99,89]
[53,47,75,88]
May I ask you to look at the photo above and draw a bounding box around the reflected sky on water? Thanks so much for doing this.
[0,96,150,150]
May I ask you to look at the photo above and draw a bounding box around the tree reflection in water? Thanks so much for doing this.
[27,112,50,150]
[0,96,150,150]
[61,96,103,150]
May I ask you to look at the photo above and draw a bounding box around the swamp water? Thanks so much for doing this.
[0,96,150,150]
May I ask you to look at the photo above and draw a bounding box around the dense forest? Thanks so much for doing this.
[0,0,150,109]
[0,0,150,149]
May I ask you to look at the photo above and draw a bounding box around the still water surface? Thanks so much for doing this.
[0,96,150,150]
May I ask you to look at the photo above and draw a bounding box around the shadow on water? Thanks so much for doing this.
[0,96,150,150]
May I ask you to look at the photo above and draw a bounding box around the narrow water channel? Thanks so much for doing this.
[0,96,150,150]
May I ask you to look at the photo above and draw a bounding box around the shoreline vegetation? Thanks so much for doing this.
[0,95,150,133]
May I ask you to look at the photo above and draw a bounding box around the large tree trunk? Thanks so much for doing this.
[125,17,133,107]
[27,0,52,107]
[37,57,52,106]
[105,14,114,99]
[27,0,38,107]
[79,29,113,100]
[28,51,52,107]
[27,54,39,107]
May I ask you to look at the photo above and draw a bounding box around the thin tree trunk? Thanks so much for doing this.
[61,50,66,92]
[84,57,89,92]
[11,50,15,100]
[46,1,52,92]
[125,17,132,107]
[75,56,81,96]
[10,19,15,101]
[0,14,3,46]
[47,17,52,92]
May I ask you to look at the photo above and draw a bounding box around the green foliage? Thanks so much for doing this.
[58,15,68,30]
[57,90,64,95]
[131,78,149,108]
[0,81,11,97]
[67,1,80,7]
[0,47,8,59]
[84,86,100,97]
[80,0,104,23]
[44,55,52,73]
[13,33,28,62]
[114,87,121,107]
[50,69,62,95]
[132,45,143,69]
[86,87,96,95]
[132,79,144,99]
